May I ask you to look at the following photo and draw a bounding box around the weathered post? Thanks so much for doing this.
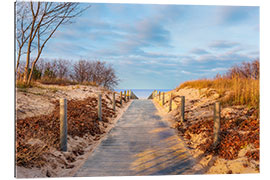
[124,90,126,101]
[162,92,165,106]
[213,102,221,147]
[180,96,185,122]
[120,91,122,106]
[60,98,67,152]
[159,91,161,101]
[169,93,172,111]
[127,90,130,101]
[98,93,102,121]
[113,92,116,112]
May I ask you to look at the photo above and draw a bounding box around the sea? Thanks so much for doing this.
[114,89,171,99]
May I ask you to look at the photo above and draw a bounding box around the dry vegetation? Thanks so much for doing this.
[157,59,260,173]
[15,84,130,177]
[17,59,118,89]
[16,96,121,168]
[178,60,259,109]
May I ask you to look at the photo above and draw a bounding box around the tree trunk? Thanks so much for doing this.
[27,62,35,85]
[23,2,39,84]
[23,58,30,83]
[27,51,41,85]
[23,29,34,84]
[16,49,21,76]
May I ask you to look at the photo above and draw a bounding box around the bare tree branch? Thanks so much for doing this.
[16,1,90,84]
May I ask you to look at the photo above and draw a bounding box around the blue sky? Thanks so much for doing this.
[40,3,259,89]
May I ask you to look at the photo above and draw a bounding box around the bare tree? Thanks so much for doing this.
[71,60,119,89]
[90,61,118,89]
[71,60,90,83]
[15,2,32,74]
[102,64,118,89]
[16,1,89,85]
[91,61,106,85]
[55,59,70,80]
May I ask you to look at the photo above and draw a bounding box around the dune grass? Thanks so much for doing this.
[179,76,259,108]
[178,60,259,108]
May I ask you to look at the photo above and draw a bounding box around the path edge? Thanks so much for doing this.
[70,100,134,177]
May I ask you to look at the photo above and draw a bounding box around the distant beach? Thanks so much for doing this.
[114,89,171,99]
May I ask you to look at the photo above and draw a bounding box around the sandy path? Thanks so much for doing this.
[75,99,195,177]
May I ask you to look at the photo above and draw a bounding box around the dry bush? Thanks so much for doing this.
[178,107,259,161]
[16,97,117,168]
[225,59,259,79]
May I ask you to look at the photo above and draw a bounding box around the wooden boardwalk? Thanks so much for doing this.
[75,99,195,177]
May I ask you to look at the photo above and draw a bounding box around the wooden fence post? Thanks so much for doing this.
[159,91,161,101]
[213,102,221,147]
[124,90,126,101]
[98,93,102,121]
[113,92,115,112]
[162,92,165,106]
[127,90,130,101]
[60,98,67,152]
[120,91,122,106]
[180,96,185,122]
[169,93,172,111]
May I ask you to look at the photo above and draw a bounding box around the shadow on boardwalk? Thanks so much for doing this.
[75,100,196,177]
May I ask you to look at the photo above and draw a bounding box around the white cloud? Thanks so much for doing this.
[200,67,228,72]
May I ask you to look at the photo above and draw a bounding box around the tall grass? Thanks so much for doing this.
[179,76,259,108]
[178,60,260,108]
[16,80,33,89]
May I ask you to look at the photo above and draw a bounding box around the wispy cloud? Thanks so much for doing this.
[114,19,172,56]
[36,3,259,89]
[200,67,228,72]
[181,70,193,75]
[216,6,259,25]
[195,50,254,63]
[190,48,210,55]
[209,40,240,49]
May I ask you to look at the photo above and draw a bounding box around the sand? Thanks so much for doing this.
[15,84,132,178]
[152,87,259,174]
[15,85,259,176]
